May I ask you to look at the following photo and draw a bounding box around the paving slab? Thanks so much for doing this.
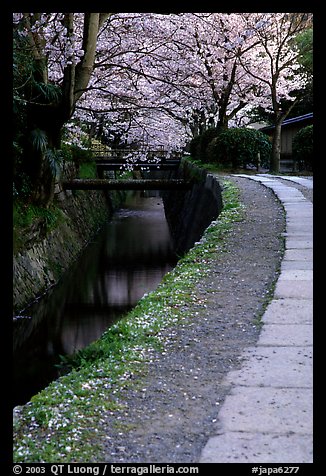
[281,260,313,270]
[274,279,313,299]
[285,213,313,220]
[258,324,313,346]
[216,386,313,435]
[286,217,312,223]
[284,204,313,212]
[277,193,306,198]
[286,228,313,237]
[277,269,313,280]
[199,432,313,463]
[224,346,312,387]
[258,174,314,190]
[285,240,313,249]
[262,298,313,324]
[286,218,313,226]
[283,249,313,261]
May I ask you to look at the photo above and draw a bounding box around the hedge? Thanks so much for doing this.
[207,127,271,169]
[292,125,313,171]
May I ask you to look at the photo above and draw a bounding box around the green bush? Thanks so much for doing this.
[207,128,272,169]
[189,127,221,163]
[61,142,93,164]
[13,202,64,254]
[189,135,202,161]
[78,161,97,179]
[292,125,313,171]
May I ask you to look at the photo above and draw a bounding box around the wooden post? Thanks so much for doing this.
[257,151,261,172]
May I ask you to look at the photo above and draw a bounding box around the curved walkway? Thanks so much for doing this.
[257,174,313,190]
[200,174,313,463]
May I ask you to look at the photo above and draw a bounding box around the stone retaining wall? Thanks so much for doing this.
[13,189,116,313]
[163,158,223,255]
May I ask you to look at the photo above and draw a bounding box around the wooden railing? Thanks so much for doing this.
[90,145,168,160]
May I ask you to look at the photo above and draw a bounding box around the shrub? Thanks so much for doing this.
[61,142,93,165]
[189,135,202,161]
[189,127,221,163]
[207,127,272,169]
[292,125,313,171]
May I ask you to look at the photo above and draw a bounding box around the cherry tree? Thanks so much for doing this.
[76,12,302,153]
[176,13,260,132]
[73,13,196,152]
[237,13,312,172]
[71,13,259,152]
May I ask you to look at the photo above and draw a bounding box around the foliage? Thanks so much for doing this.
[207,128,272,169]
[189,135,202,161]
[189,127,221,163]
[29,129,48,153]
[78,162,97,179]
[292,125,313,171]
[61,142,93,165]
[294,28,313,76]
[13,29,31,183]
[45,149,63,178]
[13,202,65,254]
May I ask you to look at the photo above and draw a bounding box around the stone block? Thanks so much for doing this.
[225,345,312,387]
[277,269,313,280]
[281,260,313,270]
[283,249,313,261]
[199,432,313,463]
[274,279,313,299]
[217,386,313,435]
[262,298,313,324]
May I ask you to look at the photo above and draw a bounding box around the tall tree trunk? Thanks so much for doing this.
[270,99,298,173]
[24,104,63,207]
[270,121,282,173]
[74,13,111,102]
[21,13,112,208]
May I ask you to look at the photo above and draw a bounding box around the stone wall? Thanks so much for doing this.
[13,189,118,313]
[163,159,223,255]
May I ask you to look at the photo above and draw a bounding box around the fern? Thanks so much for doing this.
[29,128,48,153]
[45,149,63,178]
[35,82,62,103]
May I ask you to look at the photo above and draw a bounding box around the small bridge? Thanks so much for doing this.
[95,158,181,173]
[62,178,191,191]
[91,145,171,160]
[92,147,181,172]
[62,146,190,191]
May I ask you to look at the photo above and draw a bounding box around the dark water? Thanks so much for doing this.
[13,192,178,407]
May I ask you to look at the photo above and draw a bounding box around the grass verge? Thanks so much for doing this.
[13,178,245,463]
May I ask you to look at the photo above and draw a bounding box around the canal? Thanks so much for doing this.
[13,191,178,407]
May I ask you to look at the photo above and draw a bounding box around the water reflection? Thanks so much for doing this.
[13,192,177,406]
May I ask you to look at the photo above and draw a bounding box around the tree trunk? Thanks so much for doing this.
[270,121,282,173]
[74,13,111,102]
[23,99,65,207]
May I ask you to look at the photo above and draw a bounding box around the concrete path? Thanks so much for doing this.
[257,174,313,190]
[199,174,313,463]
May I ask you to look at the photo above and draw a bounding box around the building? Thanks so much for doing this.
[259,113,313,171]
